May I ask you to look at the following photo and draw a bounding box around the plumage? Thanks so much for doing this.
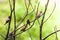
[4,20,10,25]
[27,19,30,25]
[21,24,27,31]
[4,16,11,25]
[36,11,42,18]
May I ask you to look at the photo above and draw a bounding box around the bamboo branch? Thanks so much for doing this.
[8,1,41,39]
[16,0,29,28]
[15,19,36,36]
[28,0,33,9]
[14,2,40,35]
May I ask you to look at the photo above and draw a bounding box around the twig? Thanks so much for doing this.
[9,1,41,37]
[9,0,13,12]
[17,6,35,27]
[11,7,43,37]
[28,0,33,9]
[43,2,56,24]
[24,0,28,9]
[13,0,16,40]
[14,2,40,36]
[36,2,40,17]
[14,3,39,33]
[54,26,58,40]
[9,12,35,35]
[11,18,36,37]
[14,19,36,36]
[16,0,36,28]
[43,29,60,40]
[40,0,49,40]
[35,2,40,24]
[5,0,13,40]
[16,0,29,28]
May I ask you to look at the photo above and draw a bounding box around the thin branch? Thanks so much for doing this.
[13,19,35,37]
[13,0,16,40]
[40,0,49,40]
[36,2,40,24]
[9,13,35,35]
[5,0,13,40]
[36,2,40,17]
[43,29,60,40]
[43,3,56,23]
[15,19,36,36]
[9,0,13,12]
[24,0,28,9]
[28,0,33,9]
[54,26,58,40]
[16,3,36,29]
[12,17,34,34]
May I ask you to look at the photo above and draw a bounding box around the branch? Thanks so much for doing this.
[40,0,49,40]
[54,26,58,40]
[13,0,16,40]
[16,0,30,28]
[5,0,13,40]
[35,2,40,24]
[15,19,36,36]
[9,1,40,37]
[28,0,33,9]
[43,3,56,24]
[11,9,43,37]
[14,2,40,36]
[14,2,40,35]
[16,0,36,28]
[43,29,60,40]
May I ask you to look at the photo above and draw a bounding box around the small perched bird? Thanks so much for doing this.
[4,16,11,25]
[4,19,10,25]
[36,11,42,19]
[21,24,27,31]
[27,19,30,25]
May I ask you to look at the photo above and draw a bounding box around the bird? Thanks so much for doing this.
[21,24,27,31]
[27,19,30,25]
[36,11,42,19]
[4,16,11,25]
[8,16,11,19]
[4,19,10,25]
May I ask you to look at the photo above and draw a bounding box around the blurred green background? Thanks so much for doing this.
[0,0,60,40]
